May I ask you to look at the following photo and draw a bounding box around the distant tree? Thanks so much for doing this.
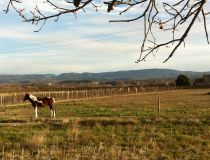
[4,0,210,62]
[175,75,191,86]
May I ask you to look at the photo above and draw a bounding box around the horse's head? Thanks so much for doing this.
[23,93,30,101]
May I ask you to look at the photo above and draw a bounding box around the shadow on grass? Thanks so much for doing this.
[79,119,137,127]
[0,119,28,123]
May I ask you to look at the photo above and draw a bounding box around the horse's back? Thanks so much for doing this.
[37,97,55,106]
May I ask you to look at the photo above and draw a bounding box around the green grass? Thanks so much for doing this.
[0,89,209,159]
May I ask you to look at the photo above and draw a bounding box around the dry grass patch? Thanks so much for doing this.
[24,134,46,149]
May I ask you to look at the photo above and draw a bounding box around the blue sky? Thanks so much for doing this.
[0,0,210,74]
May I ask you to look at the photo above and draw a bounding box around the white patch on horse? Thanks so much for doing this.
[29,94,43,104]
[38,101,44,105]
[29,94,38,101]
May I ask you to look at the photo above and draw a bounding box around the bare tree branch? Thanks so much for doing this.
[3,0,210,63]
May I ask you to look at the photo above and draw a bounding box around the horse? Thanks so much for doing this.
[23,93,56,118]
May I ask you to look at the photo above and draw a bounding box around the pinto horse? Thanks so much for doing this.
[23,93,56,118]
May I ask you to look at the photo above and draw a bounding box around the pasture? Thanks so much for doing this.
[0,89,209,159]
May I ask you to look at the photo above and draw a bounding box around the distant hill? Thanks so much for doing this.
[0,74,55,84]
[0,69,209,83]
[55,69,209,81]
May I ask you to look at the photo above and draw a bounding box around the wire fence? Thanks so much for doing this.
[0,86,183,106]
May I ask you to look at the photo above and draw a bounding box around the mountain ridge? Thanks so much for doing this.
[0,69,209,83]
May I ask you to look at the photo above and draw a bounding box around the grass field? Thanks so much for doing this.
[0,89,209,159]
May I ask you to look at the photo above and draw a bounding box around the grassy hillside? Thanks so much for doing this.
[0,89,209,159]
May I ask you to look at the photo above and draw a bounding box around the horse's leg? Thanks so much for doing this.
[52,105,56,118]
[52,98,56,118]
[50,108,54,118]
[53,107,56,118]
[34,106,38,118]
[49,105,55,118]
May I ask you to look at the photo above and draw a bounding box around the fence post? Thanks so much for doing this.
[83,90,85,98]
[0,95,2,106]
[158,98,160,115]
[13,93,17,104]
[67,91,69,99]
[3,95,4,106]
[85,90,88,98]
[62,91,64,98]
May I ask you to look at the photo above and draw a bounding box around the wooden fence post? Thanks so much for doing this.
[0,95,2,106]
[67,91,69,99]
[61,91,64,99]
[158,98,160,115]
[13,93,17,104]
[86,90,88,98]
[2,95,4,106]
